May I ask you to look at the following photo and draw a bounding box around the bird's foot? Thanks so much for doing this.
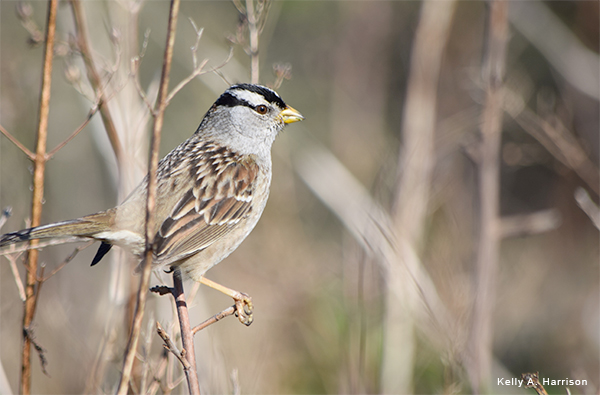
[233,292,253,326]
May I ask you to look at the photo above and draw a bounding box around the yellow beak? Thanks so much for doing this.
[280,106,304,124]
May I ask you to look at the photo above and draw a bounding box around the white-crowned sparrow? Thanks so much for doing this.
[0,83,303,324]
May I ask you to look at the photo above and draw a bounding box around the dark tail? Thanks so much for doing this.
[0,211,113,248]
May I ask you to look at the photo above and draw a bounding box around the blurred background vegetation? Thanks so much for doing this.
[0,1,598,394]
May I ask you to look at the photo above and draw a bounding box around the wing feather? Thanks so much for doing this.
[153,144,258,264]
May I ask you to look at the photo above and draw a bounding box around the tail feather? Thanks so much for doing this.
[0,211,113,247]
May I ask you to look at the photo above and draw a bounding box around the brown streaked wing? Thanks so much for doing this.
[153,155,258,264]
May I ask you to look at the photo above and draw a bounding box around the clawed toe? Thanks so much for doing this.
[233,293,253,326]
[197,277,255,326]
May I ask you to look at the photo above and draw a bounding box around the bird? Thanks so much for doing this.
[0,83,303,324]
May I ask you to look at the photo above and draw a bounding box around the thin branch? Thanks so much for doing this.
[146,349,169,395]
[21,0,58,392]
[46,104,99,159]
[188,18,203,70]
[165,47,234,106]
[70,0,123,163]
[165,59,209,104]
[151,271,202,391]
[467,1,508,393]
[272,63,292,90]
[172,268,200,394]
[8,254,26,302]
[156,321,191,370]
[0,124,35,160]
[245,0,259,83]
[37,241,94,282]
[132,63,156,117]
[192,305,236,334]
[117,0,182,393]
[131,29,156,116]
[233,0,271,84]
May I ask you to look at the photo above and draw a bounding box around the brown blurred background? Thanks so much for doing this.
[0,1,598,394]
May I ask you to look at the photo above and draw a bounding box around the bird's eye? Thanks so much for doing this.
[255,105,268,115]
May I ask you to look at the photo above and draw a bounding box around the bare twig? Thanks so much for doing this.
[192,305,236,334]
[151,270,202,392]
[165,47,234,106]
[0,124,36,160]
[46,104,99,159]
[467,1,508,393]
[7,254,26,302]
[132,63,156,116]
[272,63,292,90]
[245,0,260,84]
[70,0,123,163]
[117,0,182,393]
[37,241,94,282]
[233,0,271,83]
[132,29,156,114]
[146,349,169,395]
[172,268,200,393]
[20,0,58,392]
[156,321,191,370]
[188,18,203,70]
[165,58,209,104]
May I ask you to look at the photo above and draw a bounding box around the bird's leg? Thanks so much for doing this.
[199,276,253,326]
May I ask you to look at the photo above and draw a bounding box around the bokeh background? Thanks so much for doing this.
[0,1,598,394]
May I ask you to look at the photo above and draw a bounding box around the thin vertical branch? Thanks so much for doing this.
[116,0,182,393]
[20,0,58,393]
[234,0,270,84]
[173,268,200,394]
[69,0,123,164]
[245,0,260,84]
[467,1,508,393]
